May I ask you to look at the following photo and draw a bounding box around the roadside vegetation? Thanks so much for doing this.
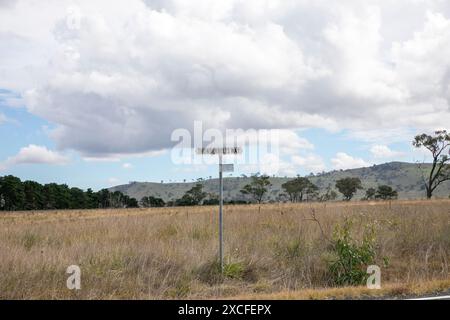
[0,200,449,299]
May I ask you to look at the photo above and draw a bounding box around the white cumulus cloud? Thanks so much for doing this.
[370,145,404,159]
[0,1,449,158]
[0,144,69,170]
[291,154,326,173]
[331,152,370,170]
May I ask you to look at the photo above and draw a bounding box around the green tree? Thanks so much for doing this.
[281,177,317,202]
[0,175,25,210]
[365,188,376,200]
[335,177,363,201]
[42,183,58,209]
[319,185,338,202]
[42,183,71,209]
[23,180,44,210]
[140,196,151,208]
[176,184,207,206]
[413,130,450,199]
[203,199,220,205]
[375,185,398,200]
[0,175,138,211]
[69,187,87,209]
[110,191,125,208]
[56,184,71,209]
[141,196,165,208]
[186,184,207,205]
[97,189,111,208]
[240,174,272,203]
[86,188,98,209]
[125,196,139,208]
[306,183,319,201]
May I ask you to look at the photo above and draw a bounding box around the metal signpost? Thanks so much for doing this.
[196,147,242,272]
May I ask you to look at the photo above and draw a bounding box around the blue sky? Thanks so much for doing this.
[0,1,447,190]
[0,88,427,191]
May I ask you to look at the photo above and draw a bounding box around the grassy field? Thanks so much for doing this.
[0,200,449,299]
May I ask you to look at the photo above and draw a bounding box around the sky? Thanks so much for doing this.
[0,0,449,190]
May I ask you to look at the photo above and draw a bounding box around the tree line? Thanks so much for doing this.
[235,130,449,203]
[0,175,138,211]
[236,174,399,204]
[1,131,448,211]
[150,175,400,208]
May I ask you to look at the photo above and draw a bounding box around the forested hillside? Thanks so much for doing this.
[111,162,450,202]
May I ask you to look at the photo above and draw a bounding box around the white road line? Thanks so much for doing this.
[407,295,450,300]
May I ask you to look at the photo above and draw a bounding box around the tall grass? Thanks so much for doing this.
[0,200,449,299]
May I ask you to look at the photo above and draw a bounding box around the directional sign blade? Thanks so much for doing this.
[220,164,234,173]
[196,147,242,155]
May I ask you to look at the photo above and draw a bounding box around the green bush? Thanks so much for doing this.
[328,219,376,286]
[223,262,245,279]
[197,259,257,284]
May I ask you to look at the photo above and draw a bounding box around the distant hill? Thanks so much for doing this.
[110,162,450,202]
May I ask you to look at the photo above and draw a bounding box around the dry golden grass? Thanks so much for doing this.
[0,200,449,300]
[231,278,450,300]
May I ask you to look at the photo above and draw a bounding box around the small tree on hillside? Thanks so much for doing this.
[126,197,139,208]
[240,174,272,204]
[364,188,376,200]
[187,184,207,204]
[375,185,398,200]
[281,177,317,202]
[141,196,165,208]
[413,130,450,199]
[176,184,207,206]
[202,193,219,205]
[305,183,319,202]
[335,177,363,201]
[319,185,338,202]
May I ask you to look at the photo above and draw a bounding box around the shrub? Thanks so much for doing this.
[328,219,376,286]
[197,259,257,284]
[223,262,245,279]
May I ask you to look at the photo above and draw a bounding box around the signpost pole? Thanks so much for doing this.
[196,147,241,274]
[219,153,224,273]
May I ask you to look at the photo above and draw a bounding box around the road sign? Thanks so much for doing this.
[197,146,241,273]
[196,147,242,155]
[220,164,234,173]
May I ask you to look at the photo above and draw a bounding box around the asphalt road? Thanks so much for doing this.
[404,289,450,300]
[407,295,450,300]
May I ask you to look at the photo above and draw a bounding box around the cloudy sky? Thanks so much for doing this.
[1,0,449,189]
